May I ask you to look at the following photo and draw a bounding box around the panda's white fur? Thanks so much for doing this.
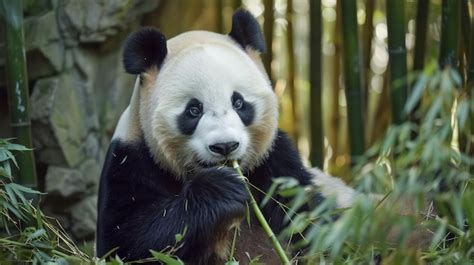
[116,31,279,178]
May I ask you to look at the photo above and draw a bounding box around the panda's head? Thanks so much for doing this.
[120,10,278,177]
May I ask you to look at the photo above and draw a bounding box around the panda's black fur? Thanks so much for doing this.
[97,9,325,264]
[97,131,319,263]
[122,27,167,75]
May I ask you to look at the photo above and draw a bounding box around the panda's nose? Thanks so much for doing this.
[209,142,239,156]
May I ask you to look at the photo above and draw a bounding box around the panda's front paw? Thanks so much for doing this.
[185,167,249,220]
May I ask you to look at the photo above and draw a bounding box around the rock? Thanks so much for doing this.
[24,11,65,81]
[78,159,101,190]
[45,166,86,199]
[30,74,92,167]
[0,11,65,87]
[70,195,97,240]
[57,0,159,44]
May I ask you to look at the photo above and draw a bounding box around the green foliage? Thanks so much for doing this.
[0,139,89,264]
[269,65,474,264]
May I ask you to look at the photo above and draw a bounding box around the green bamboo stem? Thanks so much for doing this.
[263,0,274,79]
[411,0,429,128]
[1,0,37,188]
[216,0,224,33]
[461,0,470,66]
[340,0,366,164]
[309,0,324,168]
[328,0,342,172]
[468,1,474,173]
[386,0,409,125]
[232,160,290,265]
[459,0,471,157]
[362,0,375,110]
[287,0,299,142]
[413,0,429,72]
[439,0,460,68]
[232,0,242,10]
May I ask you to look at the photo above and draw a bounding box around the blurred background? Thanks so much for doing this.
[0,0,472,258]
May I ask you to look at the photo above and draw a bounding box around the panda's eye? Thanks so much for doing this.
[188,106,202,117]
[233,98,243,110]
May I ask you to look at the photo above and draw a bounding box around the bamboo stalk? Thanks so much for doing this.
[362,0,375,111]
[328,0,342,172]
[216,0,224,33]
[369,70,391,145]
[413,0,429,72]
[263,0,274,79]
[232,0,242,10]
[309,0,324,168]
[439,0,460,68]
[340,0,366,164]
[411,0,430,129]
[467,1,474,173]
[461,0,470,68]
[459,0,471,153]
[0,0,37,188]
[232,161,290,264]
[287,0,299,142]
[386,0,409,125]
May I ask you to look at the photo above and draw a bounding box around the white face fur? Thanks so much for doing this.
[138,33,278,177]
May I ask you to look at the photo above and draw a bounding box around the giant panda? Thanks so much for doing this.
[96,9,362,264]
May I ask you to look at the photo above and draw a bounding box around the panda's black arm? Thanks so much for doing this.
[96,140,247,262]
[249,130,324,232]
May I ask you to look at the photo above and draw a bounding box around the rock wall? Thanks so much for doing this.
[1,0,159,241]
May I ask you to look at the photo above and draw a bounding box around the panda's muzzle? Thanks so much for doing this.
[208,141,240,156]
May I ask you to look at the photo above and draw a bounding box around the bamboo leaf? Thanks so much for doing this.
[425,97,443,125]
[27,228,46,242]
[9,183,42,194]
[150,250,184,265]
[174,225,187,243]
[4,184,18,208]
[3,201,25,221]
[405,74,427,114]
[4,143,30,151]
[430,219,447,249]
[0,162,12,178]
[456,99,469,130]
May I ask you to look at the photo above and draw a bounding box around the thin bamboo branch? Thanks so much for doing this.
[309,0,324,168]
[340,0,366,164]
[386,0,409,124]
[232,161,290,265]
[0,0,37,188]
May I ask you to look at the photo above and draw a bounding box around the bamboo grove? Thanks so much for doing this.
[1,0,473,263]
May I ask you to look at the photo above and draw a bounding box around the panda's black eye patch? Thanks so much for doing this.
[177,98,203,135]
[232,92,254,126]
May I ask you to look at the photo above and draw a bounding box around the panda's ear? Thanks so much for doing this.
[123,27,167,75]
[229,9,266,53]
